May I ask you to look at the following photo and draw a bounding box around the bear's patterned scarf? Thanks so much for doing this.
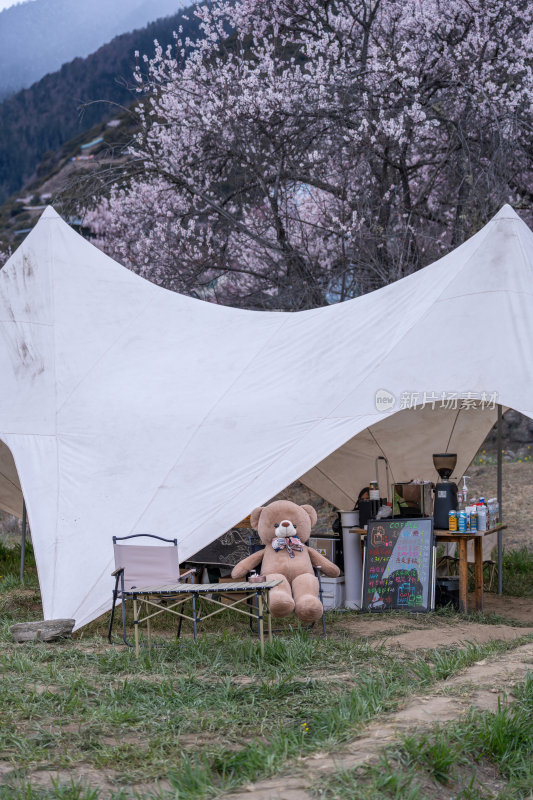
[272,536,304,558]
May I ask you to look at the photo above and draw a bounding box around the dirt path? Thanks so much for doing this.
[223,640,533,800]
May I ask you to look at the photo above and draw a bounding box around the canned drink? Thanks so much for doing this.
[458,511,467,532]
[469,510,478,532]
[448,510,458,531]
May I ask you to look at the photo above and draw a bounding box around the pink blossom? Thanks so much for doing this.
[84,0,533,308]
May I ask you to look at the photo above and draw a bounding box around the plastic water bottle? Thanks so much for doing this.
[477,504,488,532]
[487,498,500,526]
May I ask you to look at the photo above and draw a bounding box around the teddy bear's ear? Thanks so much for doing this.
[250,506,264,529]
[301,504,317,526]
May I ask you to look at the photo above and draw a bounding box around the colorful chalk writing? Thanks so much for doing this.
[362,518,434,612]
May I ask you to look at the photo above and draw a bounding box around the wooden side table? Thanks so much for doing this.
[434,525,507,613]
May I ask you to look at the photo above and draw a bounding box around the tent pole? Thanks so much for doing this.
[20,500,27,582]
[497,405,503,595]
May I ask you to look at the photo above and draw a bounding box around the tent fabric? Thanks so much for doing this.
[300,404,503,510]
[0,439,23,517]
[0,204,532,629]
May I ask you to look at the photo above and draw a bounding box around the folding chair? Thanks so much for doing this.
[107,534,196,650]
[436,541,458,576]
[246,534,327,636]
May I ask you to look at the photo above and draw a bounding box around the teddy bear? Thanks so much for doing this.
[231,499,340,622]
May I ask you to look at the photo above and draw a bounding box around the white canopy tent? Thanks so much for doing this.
[0,205,531,629]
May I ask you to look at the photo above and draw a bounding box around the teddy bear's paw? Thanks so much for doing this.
[294,595,323,623]
[270,593,295,618]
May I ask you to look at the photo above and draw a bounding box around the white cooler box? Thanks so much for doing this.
[319,576,345,610]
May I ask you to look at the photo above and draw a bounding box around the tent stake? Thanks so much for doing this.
[20,500,27,582]
[497,405,503,595]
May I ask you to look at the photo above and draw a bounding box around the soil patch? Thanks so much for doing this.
[60,722,82,734]
[101,733,142,747]
[482,592,533,623]
[333,614,428,639]
[333,593,533,644]
[381,623,533,650]
[22,766,117,792]
[33,683,62,695]
[10,765,172,798]
[0,762,13,779]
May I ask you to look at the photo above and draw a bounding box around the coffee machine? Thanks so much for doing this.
[432,453,458,529]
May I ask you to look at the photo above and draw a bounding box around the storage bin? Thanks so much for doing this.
[435,576,459,610]
[319,576,345,610]
[308,536,343,568]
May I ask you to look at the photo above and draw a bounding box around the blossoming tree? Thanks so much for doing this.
[84,0,533,309]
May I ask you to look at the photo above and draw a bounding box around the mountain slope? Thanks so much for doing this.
[0,6,200,204]
[0,0,183,99]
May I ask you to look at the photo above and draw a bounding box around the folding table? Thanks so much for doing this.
[125,579,281,656]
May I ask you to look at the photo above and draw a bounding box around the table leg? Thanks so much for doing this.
[146,600,152,652]
[133,598,139,657]
[266,592,272,644]
[474,537,484,612]
[192,593,198,642]
[257,593,265,657]
[458,538,468,613]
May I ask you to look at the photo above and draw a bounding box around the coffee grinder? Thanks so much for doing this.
[432,453,458,529]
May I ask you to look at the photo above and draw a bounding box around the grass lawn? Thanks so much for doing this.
[1,541,533,799]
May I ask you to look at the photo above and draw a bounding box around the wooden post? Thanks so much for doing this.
[257,593,265,657]
[20,500,27,582]
[497,405,503,594]
[458,538,468,613]
[474,536,484,612]
[146,600,152,652]
[192,593,198,641]
[133,598,139,657]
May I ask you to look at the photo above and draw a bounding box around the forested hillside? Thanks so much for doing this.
[0,5,199,204]
[0,0,183,99]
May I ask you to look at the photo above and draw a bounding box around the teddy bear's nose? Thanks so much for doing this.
[281,520,290,528]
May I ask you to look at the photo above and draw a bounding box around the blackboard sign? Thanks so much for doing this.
[187,528,261,566]
[362,518,435,612]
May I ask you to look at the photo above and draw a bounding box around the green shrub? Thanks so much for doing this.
[503,547,533,597]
